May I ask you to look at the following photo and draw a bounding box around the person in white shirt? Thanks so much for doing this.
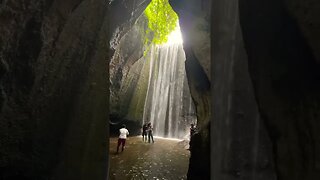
[117,124,129,153]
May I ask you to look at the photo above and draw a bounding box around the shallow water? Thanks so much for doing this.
[109,136,190,180]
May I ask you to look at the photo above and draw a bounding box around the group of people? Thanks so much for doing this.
[116,122,197,153]
[142,122,154,143]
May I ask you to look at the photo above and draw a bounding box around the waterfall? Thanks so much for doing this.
[142,32,197,139]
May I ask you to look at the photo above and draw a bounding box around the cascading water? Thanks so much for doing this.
[142,24,197,139]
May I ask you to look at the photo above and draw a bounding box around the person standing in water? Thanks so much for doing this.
[142,123,148,142]
[147,122,154,143]
[117,124,129,153]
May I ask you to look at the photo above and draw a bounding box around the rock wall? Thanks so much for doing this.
[109,14,148,122]
[170,0,211,179]
[172,0,275,179]
[109,0,151,135]
[0,0,109,179]
[174,0,320,179]
[239,0,320,179]
[211,1,276,179]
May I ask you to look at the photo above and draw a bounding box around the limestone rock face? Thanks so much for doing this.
[0,0,109,179]
[211,1,276,179]
[173,0,320,179]
[109,14,147,122]
[170,0,211,82]
[239,0,320,179]
[170,0,211,179]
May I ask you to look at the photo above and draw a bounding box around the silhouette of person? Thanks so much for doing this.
[147,122,154,143]
[190,123,196,137]
[142,123,148,142]
[188,123,196,150]
[117,124,129,153]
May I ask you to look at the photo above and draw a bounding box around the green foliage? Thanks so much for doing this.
[144,0,178,46]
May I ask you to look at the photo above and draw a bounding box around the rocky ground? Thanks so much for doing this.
[109,136,190,180]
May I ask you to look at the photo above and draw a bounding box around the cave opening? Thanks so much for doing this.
[141,21,197,139]
[109,0,197,139]
[108,0,198,179]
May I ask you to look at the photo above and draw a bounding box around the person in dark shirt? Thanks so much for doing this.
[142,123,148,142]
[147,122,154,143]
[188,123,196,150]
[190,123,196,137]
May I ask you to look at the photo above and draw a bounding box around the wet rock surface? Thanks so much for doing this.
[109,136,189,180]
[170,0,211,179]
